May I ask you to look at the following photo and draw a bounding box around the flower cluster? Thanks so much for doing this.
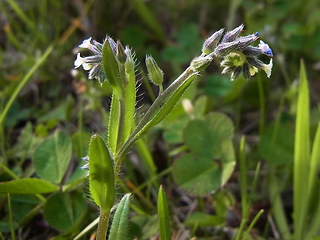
[74,36,132,85]
[202,24,273,80]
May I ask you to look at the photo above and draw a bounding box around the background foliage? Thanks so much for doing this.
[0,0,320,239]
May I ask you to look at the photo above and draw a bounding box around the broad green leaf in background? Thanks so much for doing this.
[204,74,233,98]
[157,186,171,240]
[109,194,131,240]
[183,119,220,158]
[193,95,208,118]
[33,130,72,184]
[173,112,235,196]
[173,153,223,196]
[259,124,294,165]
[163,116,189,144]
[0,178,58,194]
[44,191,87,232]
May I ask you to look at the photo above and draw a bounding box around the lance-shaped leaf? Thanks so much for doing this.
[88,134,115,211]
[158,186,171,240]
[109,194,131,240]
[294,60,310,240]
[122,48,136,145]
[0,178,58,194]
[116,70,197,162]
[102,37,123,96]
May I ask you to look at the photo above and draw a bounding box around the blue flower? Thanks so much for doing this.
[258,40,273,57]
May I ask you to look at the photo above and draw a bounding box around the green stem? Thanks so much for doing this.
[116,99,126,154]
[7,193,15,240]
[114,67,196,171]
[96,208,111,240]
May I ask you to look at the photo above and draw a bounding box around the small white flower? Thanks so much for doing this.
[262,59,273,78]
[79,37,92,49]
[74,53,92,70]
[258,40,273,57]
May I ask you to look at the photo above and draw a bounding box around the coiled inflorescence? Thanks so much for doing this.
[201,24,273,80]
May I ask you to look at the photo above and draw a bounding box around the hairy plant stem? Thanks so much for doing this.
[96,208,111,240]
[114,66,197,175]
[116,98,125,154]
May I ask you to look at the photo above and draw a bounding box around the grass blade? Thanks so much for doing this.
[294,60,310,239]
[0,45,53,126]
[242,209,264,240]
[158,185,171,240]
[7,193,16,240]
[307,122,320,202]
[109,194,131,240]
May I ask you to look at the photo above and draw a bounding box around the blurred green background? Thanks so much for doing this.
[1,0,320,239]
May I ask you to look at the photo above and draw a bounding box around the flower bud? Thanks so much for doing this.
[214,41,239,57]
[117,41,127,64]
[182,98,194,115]
[190,56,212,72]
[124,47,135,70]
[202,28,224,54]
[237,32,259,50]
[222,24,244,42]
[145,54,164,86]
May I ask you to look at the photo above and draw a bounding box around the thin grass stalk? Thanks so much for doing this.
[0,45,53,126]
[7,193,15,240]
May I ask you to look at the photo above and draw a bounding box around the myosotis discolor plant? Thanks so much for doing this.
[74,24,273,239]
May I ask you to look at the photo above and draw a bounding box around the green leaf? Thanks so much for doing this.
[88,134,115,211]
[0,178,58,194]
[184,212,224,227]
[173,153,222,196]
[163,116,189,144]
[108,92,120,155]
[157,186,171,240]
[44,192,87,232]
[294,60,310,239]
[109,194,131,240]
[130,73,197,143]
[183,113,234,158]
[102,37,122,95]
[204,74,233,98]
[308,122,320,200]
[122,56,136,145]
[33,130,72,184]
[259,124,294,165]
[173,113,235,196]
[193,95,208,118]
